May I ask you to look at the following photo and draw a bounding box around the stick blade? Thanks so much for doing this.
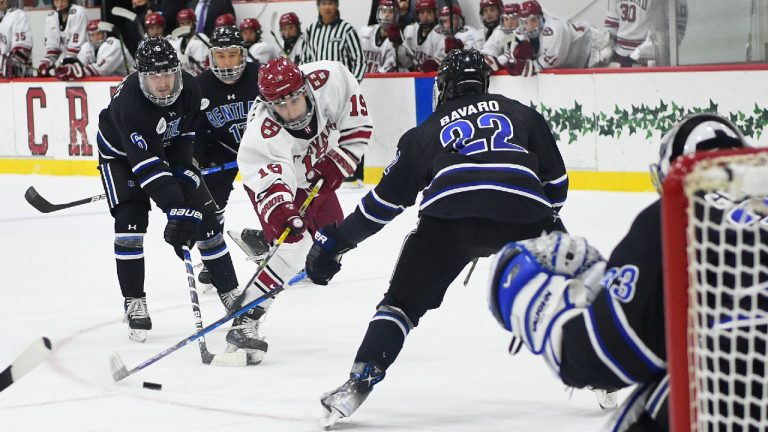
[0,337,53,392]
[109,352,129,382]
[24,187,55,213]
[111,6,137,21]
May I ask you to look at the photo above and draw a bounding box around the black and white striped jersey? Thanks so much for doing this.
[301,16,365,82]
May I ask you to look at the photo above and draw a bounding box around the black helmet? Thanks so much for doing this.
[135,38,183,106]
[433,48,490,109]
[209,25,247,83]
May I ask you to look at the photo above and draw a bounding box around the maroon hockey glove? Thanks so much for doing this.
[55,63,87,81]
[444,37,464,53]
[484,54,501,72]
[504,59,526,76]
[513,40,535,61]
[306,148,358,195]
[164,204,203,259]
[37,58,53,77]
[386,24,403,46]
[256,182,305,243]
[418,59,439,72]
[10,47,31,66]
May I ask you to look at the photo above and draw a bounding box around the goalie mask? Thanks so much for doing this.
[136,38,183,107]
[258,57,316,130]
[432,49,490,110]
[209,25,247,83]
[650,113,748,193]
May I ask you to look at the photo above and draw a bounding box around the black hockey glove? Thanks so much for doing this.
[164,205,203,259]
[305,225,357,285]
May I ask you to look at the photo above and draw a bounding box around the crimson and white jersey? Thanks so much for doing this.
[239,60,372,199]
[397,23,441,70]
[77,37,135,76]
[247,41,281,64]
[0,7,32,56]
[168,34,209,76]
[43,5,87,64]
[471,26,495,50]
[482,26,519,67]
[285,34,305,65]
[358,25,396,73]
[604,0,687,60]
[422,26,480,62]
[533,17,594,72]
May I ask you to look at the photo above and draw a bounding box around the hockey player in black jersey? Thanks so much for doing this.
[304,48,568,427]
[487,113,753,431]
[96,38,264,355]
[194,25,269,295]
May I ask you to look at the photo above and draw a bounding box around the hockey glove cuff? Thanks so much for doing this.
[305,224,357,285]
[306,148,359,195]
[256,182,305,243]
[164,204,203,259]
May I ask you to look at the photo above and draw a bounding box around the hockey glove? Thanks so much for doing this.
[386,24,403,46]
[37,58,54,77]
[418,58,439,72]
[306,148,359,195]
[305,224,357,285]
[256,182,305,243]
[164,205,203,259]
[444,37,464,53]
[488,232,605,372]
[484,54,502,72]
[55,62,88,81]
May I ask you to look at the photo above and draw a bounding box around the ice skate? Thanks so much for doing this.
[592,387,618,411]
[197,265,215,294]
[218,289,269,358]
[227,228,270,261]
[123,297,152,343]
[320,362,385,429]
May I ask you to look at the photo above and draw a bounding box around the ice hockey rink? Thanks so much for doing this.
[0,174,658,432]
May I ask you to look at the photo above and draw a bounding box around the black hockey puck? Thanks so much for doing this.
[142,381,162,390]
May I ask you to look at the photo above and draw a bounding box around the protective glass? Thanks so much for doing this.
[139,67,183,107]
[210,46,246,83]
[501,14,520,34]
[264,85,316,130]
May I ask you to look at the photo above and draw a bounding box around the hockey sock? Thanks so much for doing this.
[197,233,238,293]
[115,233,145,298]
[354,305,414,371]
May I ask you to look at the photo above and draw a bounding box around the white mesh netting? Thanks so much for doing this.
[684,153,768,432]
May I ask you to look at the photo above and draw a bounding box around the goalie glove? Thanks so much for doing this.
[630,31,657,65]
[488,232,606,372]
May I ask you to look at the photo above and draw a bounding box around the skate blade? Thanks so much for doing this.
[128,329,147,343]
[320,409,342,430]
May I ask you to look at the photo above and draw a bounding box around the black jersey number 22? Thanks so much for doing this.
[439,113,525,156]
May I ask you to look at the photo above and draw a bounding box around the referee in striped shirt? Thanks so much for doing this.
[303,0,367,186]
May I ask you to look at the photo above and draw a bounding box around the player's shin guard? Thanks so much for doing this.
[354,305,414,371]
[197,233,238,293]
[116,234,150,342]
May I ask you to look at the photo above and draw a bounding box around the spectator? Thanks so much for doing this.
[474,0,501,50]
[302,0,366,187]
[55,20,134,79]
[0,0,33,78]
[481,3,520,72]
[193,0,235,37]
[397,0,442,72]
[169,10,209,76]
[358,0,398,73]
[603,0,688,67]
[278,12,304,65]
[240,18,280,64]
[435,4,479,59]
[38,0,87,76]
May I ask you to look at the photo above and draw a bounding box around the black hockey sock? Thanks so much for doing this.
[115,235,145,298]
[198,235,238,293]
[354,305,414,371]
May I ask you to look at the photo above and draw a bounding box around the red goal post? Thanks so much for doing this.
[662,147,768,432]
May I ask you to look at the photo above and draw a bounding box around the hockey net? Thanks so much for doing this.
[663,147,768,432]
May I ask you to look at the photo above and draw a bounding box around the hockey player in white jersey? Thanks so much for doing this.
[240,18,280,64]
[358,0,398,73]
[0,0,32,78]
[234,57,372,355]
[481,3,521,72]
[278,12,304,65]
[434,5,479,60]
[55,20,134,80]
[397,0,442,72]
[603,0,687,66]
[38,0,87,77]
[473,0,502,51]
[169,9,209,77]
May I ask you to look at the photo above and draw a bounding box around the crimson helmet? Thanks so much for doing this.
[176,8,196,25]
[519,0,542,18]
[503,3,522,15]
[479,0,502,12]
[214,13,236,28]
[144,12,165,28]
[415,0,436,11]
[439,4,463,18]
[258,57,316,130]
[279,12,301,27]
[86,19,100,33]
[438,5,464,34]
[240,17,261,31]
[377,0,399,25]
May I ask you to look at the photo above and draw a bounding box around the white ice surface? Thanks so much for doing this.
[0,175,658,432]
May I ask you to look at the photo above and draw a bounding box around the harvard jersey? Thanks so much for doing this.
[238,60,372,200]
[42,4,87,64]
[168,34,209,76]
[604,0,688,59]
[285,34,305,65]
[247,41,281,64]
[422,26,480,62]
[398,22,441,70]
[0,7,32,56]
[96,71,202,211]
[195,62,261,164]
[482,26,520,67]
[348,93,567,240]
[358,24,396,73]
[533,17,594,72]
[471,25,496,51]
[77,37,135,76]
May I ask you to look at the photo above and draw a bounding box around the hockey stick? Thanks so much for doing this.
[269,10,289,57]
[24,162,238,213]
[0,337,52,392]
[110,271,305,381]
[111,7,145,38]
[463,258,478,286]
